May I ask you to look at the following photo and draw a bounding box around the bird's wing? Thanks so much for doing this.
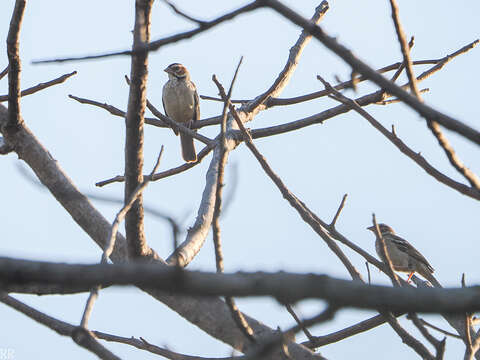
[162,97,168,118]
[162,87,179,136]
[389,234,434,272]
[192,81,200,123]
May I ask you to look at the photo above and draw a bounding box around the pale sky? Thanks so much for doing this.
[0,1,479,359]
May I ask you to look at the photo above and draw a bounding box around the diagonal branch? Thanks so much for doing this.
[245,0,329,111]
[0,293,121,360]
[201,58,435,107]
[264,0,480,145]
[382,311,435,360]
[222,92,362,281]
[32,1,263,64]
[248,40,478,141]
[0,65,8,80]
[0,71,77,102]
[317,75,480,201]
[388,0,480,191]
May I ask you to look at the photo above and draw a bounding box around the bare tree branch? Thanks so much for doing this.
[162,0,208,26]
[80,148,164,329]
[69,93,221,130]
[5,0,27,130]
[317,75,480,202]
[0,293,121,360]
[420,319,462,340]
[32,1,264,64]
[223,99,363,281]
[388,0,480,191]
[95,331,242,360]
[0,71,77,102]
[124,0,154,259]
[0,65,8,80]
[408,313,446,358]
[96,143,215,187]
[285,304,316,344]
[201,58,435,107]
[382,311,435,360]
[263,0,480,145]
[4,258,480,313]
[211,60,256,343]
[248,40,477,141]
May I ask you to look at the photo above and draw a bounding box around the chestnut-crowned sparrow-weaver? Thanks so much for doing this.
[367,223,435,283]
[162,63,199,162]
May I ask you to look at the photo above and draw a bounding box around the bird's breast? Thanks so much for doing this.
[162,80,195,124]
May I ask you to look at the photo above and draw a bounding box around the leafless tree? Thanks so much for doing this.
[0,1,479,359]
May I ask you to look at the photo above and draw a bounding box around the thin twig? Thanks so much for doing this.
[245,0,329,111]
[69,93,221,130]
[163,0,207,26]
[96,143,214,187]
[421,319,462,339]
[376,88,429,105]
[247,306,335,360]
[80,147,164,329]
[0,71,77,102]
[388,0,420,97]
[285,304,316,343]
[248,40,478,142]
[218,85,363,281]
[382,311,435,360]
[265,0,480,145]
[330,194,347,227]
[388,0,480,191]
[316,75,480,202]
[32,1,263,64]
[0,65,8,81]
[0,293,120,360]
[408,313,445,353]
[212,58,256,343]
[365,262,371,285]
[201,58,437,107]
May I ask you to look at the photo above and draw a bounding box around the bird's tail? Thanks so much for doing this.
[180,133,197,163]
[420,269,443,288]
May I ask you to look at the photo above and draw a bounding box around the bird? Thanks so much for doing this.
[367,223,436,284]
[162,63,199,163]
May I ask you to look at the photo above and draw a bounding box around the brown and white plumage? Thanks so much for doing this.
[162,63,199,162]
[367,223,436,284]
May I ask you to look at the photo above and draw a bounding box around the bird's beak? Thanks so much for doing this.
[366,225,374,232]
[164,67,172,74]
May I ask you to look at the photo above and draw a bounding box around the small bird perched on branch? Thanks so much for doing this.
[162,63,199,163]
[367,223,436,284]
